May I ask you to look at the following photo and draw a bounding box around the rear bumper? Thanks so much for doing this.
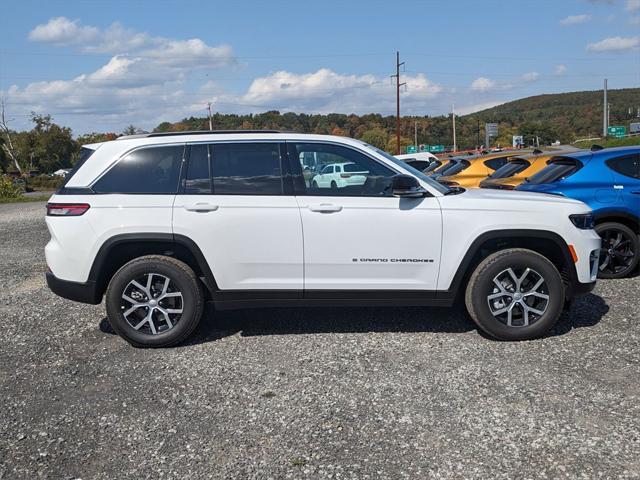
[46,271,102,305]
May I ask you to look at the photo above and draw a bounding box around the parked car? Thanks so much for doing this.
[437,151,522,188]
[45,131,600,347]
[310,162,369,189]
[480,151,554,190]
[517,146,640,279]
[429,154,477,179]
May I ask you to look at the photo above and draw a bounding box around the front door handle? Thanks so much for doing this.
[184,202,219,212]
[308,203,343,213]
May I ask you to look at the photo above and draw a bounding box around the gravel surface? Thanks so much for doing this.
[1,201,639,479]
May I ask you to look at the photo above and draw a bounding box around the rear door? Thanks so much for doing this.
[606,153,640,217]
[288,141,442,291]
[172,142,303,291]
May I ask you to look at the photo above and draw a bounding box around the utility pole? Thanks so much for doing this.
[207,102,213,131]
[451,104,457,153]
[414,121,418,150]
[603,79,608,137]
[476,117,480,149]
[391,51,406,154]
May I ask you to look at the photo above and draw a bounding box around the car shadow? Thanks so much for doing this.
[98,293,609,346]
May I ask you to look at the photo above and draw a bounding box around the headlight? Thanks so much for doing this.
[569,213,595,230]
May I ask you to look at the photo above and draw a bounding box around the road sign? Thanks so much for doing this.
[629,123,640,134]
[406,145,418,154]
[428,145,445,153]
[512,135,524,148]
[486,123,499,137]
[607,126,626,138]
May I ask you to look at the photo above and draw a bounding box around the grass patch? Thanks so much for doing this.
[0,195,51,204]
[574,136,640,149]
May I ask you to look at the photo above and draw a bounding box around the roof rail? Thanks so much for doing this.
[591,144,605,151]
[118,129,282,140]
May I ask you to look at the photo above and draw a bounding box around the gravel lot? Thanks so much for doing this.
[1,201,639,479]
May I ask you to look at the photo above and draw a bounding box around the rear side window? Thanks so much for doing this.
[60,146,95,190]
[526,157,582,185]
[93,145,184,194]
[184,144,212,194]
[441,159,470,176]
[484,156,509,171]
[606,154,640,179]
[211,143,282,195]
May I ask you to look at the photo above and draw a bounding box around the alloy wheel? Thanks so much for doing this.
[598,227,635,277]
[120,273,184,335]
[487,267,549,327]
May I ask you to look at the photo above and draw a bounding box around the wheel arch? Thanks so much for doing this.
[593,211,639,234]
[89,233,219,301]
[444,229,578,301]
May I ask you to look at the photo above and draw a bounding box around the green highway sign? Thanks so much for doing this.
[428,145,445,153]
[607,126,626,138]
[406,145,418,154]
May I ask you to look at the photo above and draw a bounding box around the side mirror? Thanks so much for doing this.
[391,174,428,198]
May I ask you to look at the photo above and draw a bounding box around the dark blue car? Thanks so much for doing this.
[517,146,640,279]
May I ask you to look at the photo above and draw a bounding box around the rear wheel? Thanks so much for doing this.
[465,248,565,341]
[105,255,204,348]
[595,222,638,279]
[330,180,337,189]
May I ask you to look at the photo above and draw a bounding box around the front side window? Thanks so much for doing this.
[93,145,184,194]
[211,143,283,195]
[290,143,397,197]
[487,158,531,179]
[606,154,640,179]
[484,156,510,171]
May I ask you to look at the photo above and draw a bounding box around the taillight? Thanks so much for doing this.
[46,203,90,216]
[340,173,351,178]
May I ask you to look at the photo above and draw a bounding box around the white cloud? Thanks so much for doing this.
[626,0,640,11]
[560,14,591,25]
[520,72,540,82]
[456,101,505,116]
[471,77,497,92]
[28,17,99,46]
[240,68,442,114]
[630,15,640,24]
[587,35,640,52]
[554,64,568,75]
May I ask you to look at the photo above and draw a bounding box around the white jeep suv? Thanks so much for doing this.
[45,131,601,347]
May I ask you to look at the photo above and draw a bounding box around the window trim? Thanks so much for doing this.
[90,143,187,195]
[285,140,403,198]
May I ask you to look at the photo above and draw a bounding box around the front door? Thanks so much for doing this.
[172,142,303,291]
[288,142,442,291]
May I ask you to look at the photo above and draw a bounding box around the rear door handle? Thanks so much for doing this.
[184,202,219,212]
[631,190,640,195]
[308,203,343,213]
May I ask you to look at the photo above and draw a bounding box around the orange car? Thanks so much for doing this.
[479,151,555,190]
[437,151,527,188]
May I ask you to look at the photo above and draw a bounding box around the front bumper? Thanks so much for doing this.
[46,271,102,305]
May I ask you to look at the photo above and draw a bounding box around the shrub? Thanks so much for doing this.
[0,176,24,199]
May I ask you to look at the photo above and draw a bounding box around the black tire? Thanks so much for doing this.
[595,222,639,279]
[105,255,204,348]
[330,180,337,189]
[465,248,565,341]
[312,181,318,188]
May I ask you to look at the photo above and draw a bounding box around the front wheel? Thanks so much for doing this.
[105,255,204,348]
[465,248,565,341]
[595,222,639,279]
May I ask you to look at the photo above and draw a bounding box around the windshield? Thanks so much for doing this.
[362,144,451,194]
[487,158,530,179]
[439,159,471,177]
[59,146,96,190]
[432,159,457,175]
[525,158,582,185]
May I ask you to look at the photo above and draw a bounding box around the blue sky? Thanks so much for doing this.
[0,0,639,134]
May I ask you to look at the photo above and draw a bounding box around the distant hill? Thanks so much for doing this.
[152,88,640,151]
[462,88,640,144]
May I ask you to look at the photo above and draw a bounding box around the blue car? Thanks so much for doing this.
[517,146,640,279]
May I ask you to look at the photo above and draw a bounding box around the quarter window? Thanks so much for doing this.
[606,154,640,180]
[289,143,397,197]
[93,145,184,194]
[211,143,283,195]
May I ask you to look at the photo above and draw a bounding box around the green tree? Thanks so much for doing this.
[360,128,389,150]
